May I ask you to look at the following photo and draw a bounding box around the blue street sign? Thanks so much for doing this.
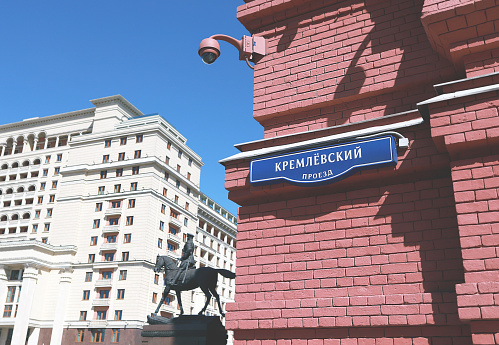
[250,135,398,186]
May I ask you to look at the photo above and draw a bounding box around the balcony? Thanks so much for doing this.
[168,233,181,244]
[100,242,118,251]
[95,279,113,287]
[92,298,110,307]
[105,208,122,216]
[169,217,182,228]
[88,321,107,328]
[102,225,120,234]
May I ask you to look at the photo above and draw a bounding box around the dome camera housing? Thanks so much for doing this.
[198,38,221,65]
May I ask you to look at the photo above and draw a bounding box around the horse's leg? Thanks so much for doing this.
[154,285,171,314]
[176,289,184,316]
[197,285,212,316]
[209,286,225,318]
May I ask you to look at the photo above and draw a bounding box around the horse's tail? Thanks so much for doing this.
[216,269,236,279]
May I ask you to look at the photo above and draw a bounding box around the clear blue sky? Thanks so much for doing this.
[0,1,262,216]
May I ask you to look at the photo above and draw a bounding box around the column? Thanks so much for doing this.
[33,139,38,151]
[11,265,38,345]
[23,139,28,154]
[49,269,72,345]
[0,266,8,308]
[55,136,60,148]
[0,145,4,156]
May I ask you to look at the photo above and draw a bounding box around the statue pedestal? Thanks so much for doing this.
[141,315,227,345]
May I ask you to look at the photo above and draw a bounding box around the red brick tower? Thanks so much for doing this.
[222,0,499,343]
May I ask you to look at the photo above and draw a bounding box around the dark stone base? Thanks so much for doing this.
[141,315,227,345]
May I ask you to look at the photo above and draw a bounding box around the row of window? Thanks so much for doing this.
[85,269,127,282]
[76,328,120,343]
[104,134,143,148]
[102,150,141,163]
[98,182,137,195]
[79,309,122,322]
[0,166,60,182]
[82,288,125,300]
[95,199,135,212]
[0,152,62,171]
[86,251,129,264]
[100,166,139,179]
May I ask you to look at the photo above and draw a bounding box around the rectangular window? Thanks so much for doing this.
[185,202,189,211]
[176,180,180,188]
[96,311,107,320]
[128,199,135,208]
[115,310,122,321]
[154,274,159,284]
[174,195,179,204]
[165,156,170,164]
[95,203,103,211]
[170,210,179,219]
[161,204,166,213]
[45,155,51,163]
[152,292,157,303]
[117,289,125,299]
[99,290,110,299]
[111,201,121,208]
[184,218,188,226]
[6,287,16,302]
[114,184,121,193]
[116,168,123,177]
[105,140,111,148]
[104,253,114,261]
[126,216,133,226]
[134,150,141,159]
[37,196,43,204]
[43,169,48,176]
[178,150,182,158]
[167,141,171,150]
[100,171,107,179]
[54,167,60,175]
[132,166,139,175]
[112,329,120,343]
[122,252,129,261]
[187,172,191,181]
[109,218,119,225]
[107,235,117,243]
[93,219,100,228]
[85,272,93,282]
[169,227,178,236]
[120,137,127,145]
[163,188,167,196]
[40,182,46,190]
[102,271,112,280]
[168,243,177,252]
[136,134,143,143]
[119,270,127,280]
[79,311,87,321]
[57,153,63,162]
[88,254,95,263]
[32,224,38,233]
[159,221,164,231]
[124,234,131,243]
[90,236,98,246]
[98,186,105,195]
[188,158,192,166]
[102,155,109,163]
[76,329,85,342]
[158,238,163,248]
[83,290,90,300]
[49,194,55,203]
[118,152,125,161]
[51,181,58,188]
[3,305,12,318]
[164,172,169,181]
[130,182,137,191]
[177,164,181,173]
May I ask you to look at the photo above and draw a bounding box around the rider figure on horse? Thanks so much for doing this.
[168,233,195,286]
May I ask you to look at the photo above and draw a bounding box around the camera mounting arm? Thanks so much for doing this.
[198,34,266,69]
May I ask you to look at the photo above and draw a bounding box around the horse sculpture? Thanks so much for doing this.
[153,255,235,317]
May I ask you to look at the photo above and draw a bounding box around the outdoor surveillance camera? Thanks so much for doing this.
[198,38,221,65]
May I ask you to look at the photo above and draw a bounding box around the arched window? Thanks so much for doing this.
[6,188,13,194]
[28,185,35,192]
[22,160,29,167]
[0,215,7,222]
[22,213,30,219]
[11,214,19,220]
[1,164,7,170]
[33,158,41,165]
[16,187,24,193]
[11,162,19,168]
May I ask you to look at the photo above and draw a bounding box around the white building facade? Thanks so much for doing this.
[0,96,237,345]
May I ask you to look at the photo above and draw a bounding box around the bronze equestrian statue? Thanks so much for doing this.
[152,234,235,317]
